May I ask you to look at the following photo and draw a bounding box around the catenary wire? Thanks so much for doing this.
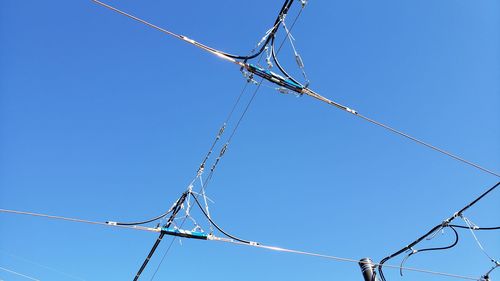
[0,207,481,280]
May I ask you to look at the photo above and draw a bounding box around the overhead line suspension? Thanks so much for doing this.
[92,0,500,178]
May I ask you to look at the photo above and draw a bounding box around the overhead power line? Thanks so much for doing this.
[211,237,478,281]
[0,208,480,280]
[0,208,160,233]
[4,2,495,281]
[92,0,500,178]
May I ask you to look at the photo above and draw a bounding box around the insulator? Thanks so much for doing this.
[295,54,304,68]
[277,87,289,94]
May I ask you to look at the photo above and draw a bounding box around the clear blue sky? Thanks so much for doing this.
[1,1,499,280]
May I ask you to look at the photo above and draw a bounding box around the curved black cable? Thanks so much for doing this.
[449,224,500,230]
[399,226,459,276]
[482,263,500,281]
[270,36,303,86]
[109,209,173,226]
[378,223,443,281]
[220,0,295,60]
[378,181,500,281]
[190,192,253,244]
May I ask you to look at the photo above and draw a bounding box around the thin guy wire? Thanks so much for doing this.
[280,11,309,83]
[276,8,303,54]
[148,42,261,281]
[202,4,305,192]
[462,216,498,263]
[0,207,481,280]
[226,79,263,145]
[225,82,251,124]
[0,266,40,281]
[150,75,266,281]
[149,233,177,280]
[196,81,252,177]
[151,47,268,279]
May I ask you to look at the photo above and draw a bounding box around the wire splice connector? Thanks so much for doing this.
[161,227,208,240]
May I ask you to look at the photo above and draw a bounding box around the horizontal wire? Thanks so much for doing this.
[92,0,241,65]
[0,266,40,281]
[302,88,500,178]
[355,113,500,178]
[0,208,480,280]
[0,208,160,233]
[211,238,478,280]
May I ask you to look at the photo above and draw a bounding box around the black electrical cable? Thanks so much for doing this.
[399,226,459,276]
[133,191,188,281]
[449,225,500,230]
[216,0,295,60]
[378,181,500,281]
[190,192,253,244]
[109,209,173,226]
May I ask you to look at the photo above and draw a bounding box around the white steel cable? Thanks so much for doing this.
[462,216,499,264]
